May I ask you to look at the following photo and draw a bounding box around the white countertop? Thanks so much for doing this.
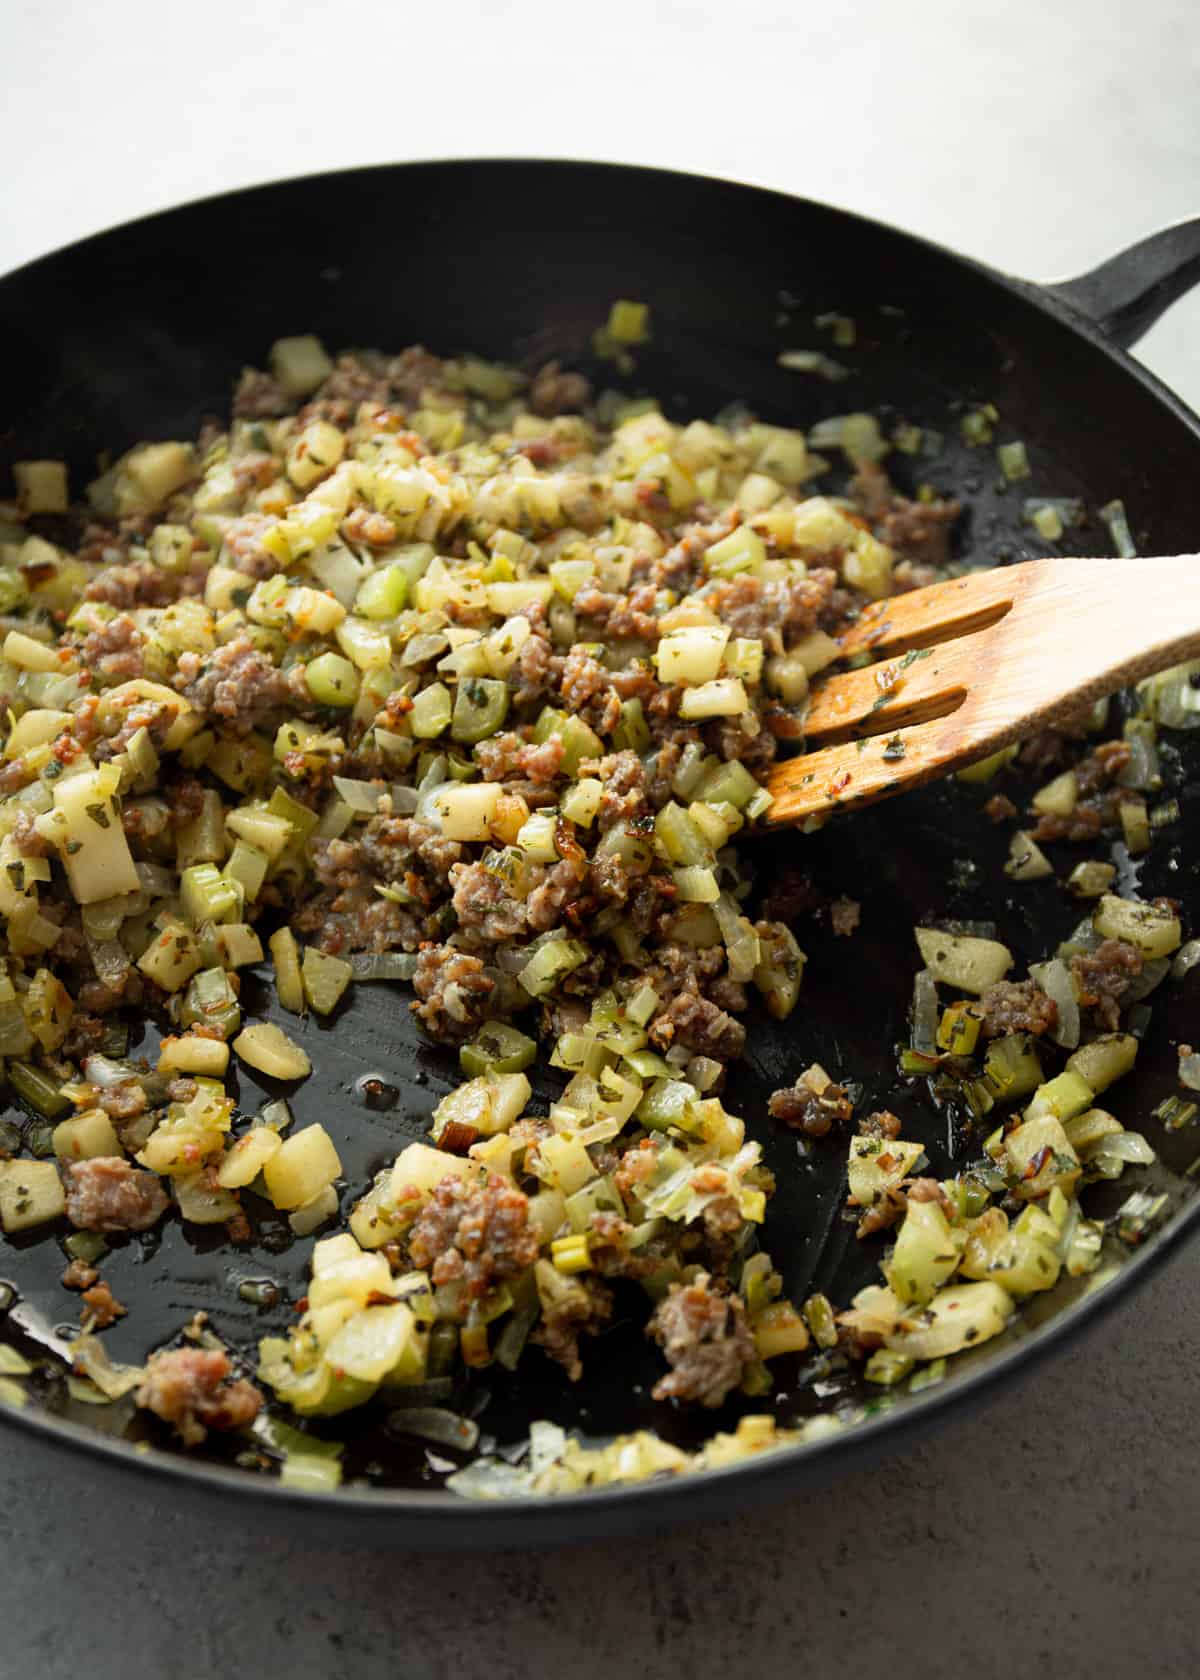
[4,2,1200,1673]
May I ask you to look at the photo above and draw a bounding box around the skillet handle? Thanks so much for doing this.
[1043,217,1200,349]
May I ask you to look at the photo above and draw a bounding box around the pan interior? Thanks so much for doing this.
[1,160,1198,1498]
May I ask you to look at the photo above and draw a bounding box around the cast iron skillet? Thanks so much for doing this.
[3,160,1200,1547]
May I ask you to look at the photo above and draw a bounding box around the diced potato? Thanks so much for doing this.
[157,1034,231,1078]
[433,782,503,842]
[286,420,346,490]
[216,1126,283,1188]
[790,497,858,555]
[233,1021,312,1081]
[1066,1033,1138,1095]
[561,778,603,827]
[283,585,346,635]
[388,1142,476,1198]
[843,531,894,598]
[431,1072,531,1142]
[764,651,810,705]
[752,1301,811,1359]
[14,460,68,515]
[885,1280,1015,1359]
[324,1302,420,1384]
[914,928,1013,993]
[837,1283,904,1342]
[270,335,334,398]
[885,1199,963,1307]
[138,1118,224,1176]
[34,765,138,905]
[0,1159,66,1232]
[847,1135,925,1207]
[678,678,749,720]
[980,1206,1063,1296]
[1032,770,1078,817]
[531,1131,595,1195]
[262,1123,342,1210]
[1005,1114,1081,1201]
[301,947,352,1015]
[115,442,195,513]
[52,1109,122,1162]
[138,920,203,992]
[654,625,730,685]
[214,922,264,969]
[1092,893,1181,959]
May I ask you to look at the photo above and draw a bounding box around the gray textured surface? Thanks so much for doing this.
[0,1247,1196,1677]
[4,0,1200,1673]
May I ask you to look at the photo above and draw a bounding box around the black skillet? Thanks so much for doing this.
[3,160,1200,1547]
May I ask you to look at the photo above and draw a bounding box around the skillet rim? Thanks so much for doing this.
[1,154,1198,1540]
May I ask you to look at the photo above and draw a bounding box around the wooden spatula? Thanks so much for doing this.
[765,554,1200,826]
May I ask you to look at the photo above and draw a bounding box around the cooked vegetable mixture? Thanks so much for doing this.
[0,325,1190,1496]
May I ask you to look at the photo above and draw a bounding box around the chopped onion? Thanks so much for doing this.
[386,1407,480,1451]
[777,350,849,382]
[1117,731,1160,791]
[82,1053,134,1089]
[1023,496,1085,529]
[1085,1129,1156,1170]
[1179,1053,1200,1092]
[1030,958,1080,1048]
[1171,939,1200,981]
[346,952,418,982]
[332,775,387,814]
[68,1334,144,1399]
[1099,498,1137,558]
[1123,956,1170,1004]
[911,969,939,1054]
[446,1458,535,1501]
[389,783,419,815]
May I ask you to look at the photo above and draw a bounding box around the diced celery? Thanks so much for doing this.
[612,698,651,752]
[1025,1071,1094,1124]
[356,562,409,619]
[451,678,509,744]
[936,1001,982,1056]
[224,840,270,903]
[518,939,589,998]
[181,862,242,927]
[885,1200,962,1307]
[983,1034,1042,1101]
[181,966,242,1037]
[305,652,360,708]
[459,1023,537,1078]
[410,682,453,739]
[655,803,712,866]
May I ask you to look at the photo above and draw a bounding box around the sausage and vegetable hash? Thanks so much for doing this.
[0,315,1191,1495]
